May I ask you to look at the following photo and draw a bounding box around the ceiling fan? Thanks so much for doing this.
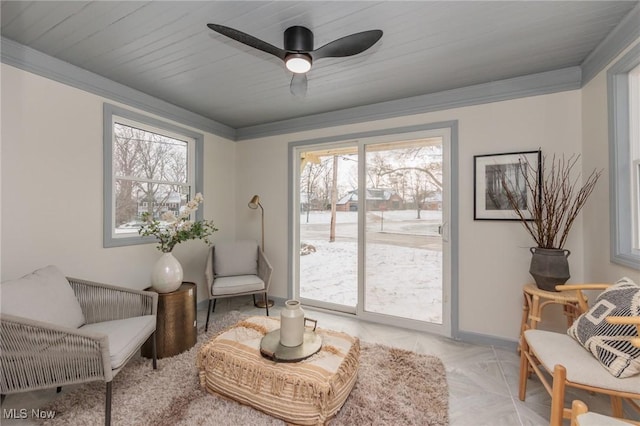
[206,23,383,96]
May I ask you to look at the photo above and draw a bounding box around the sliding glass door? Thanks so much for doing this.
[293,128,451,334]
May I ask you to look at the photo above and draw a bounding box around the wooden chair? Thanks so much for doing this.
[570,400,640,426]
[519,283,640,426]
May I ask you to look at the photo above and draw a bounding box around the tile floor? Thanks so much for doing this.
[3,296,639,426]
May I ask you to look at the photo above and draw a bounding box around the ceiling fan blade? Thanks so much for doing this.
[312,30,383,59]
[290,73,308,97]
[207,23,287,60]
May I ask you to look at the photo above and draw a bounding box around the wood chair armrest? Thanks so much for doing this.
[555,284,611,291]
[606,316,640,325]
[554,284,611,313]
[606,316,640,348]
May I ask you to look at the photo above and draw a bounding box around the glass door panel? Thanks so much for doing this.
[363,138,444,323]
[298,146,358,312]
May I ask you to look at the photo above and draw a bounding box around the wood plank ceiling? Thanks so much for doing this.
[1,1,638,130]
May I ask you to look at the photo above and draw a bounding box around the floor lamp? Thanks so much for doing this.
[248,195,274,308]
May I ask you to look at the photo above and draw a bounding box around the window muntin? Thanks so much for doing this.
[104,104,204,248]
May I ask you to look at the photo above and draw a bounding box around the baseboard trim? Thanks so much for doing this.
[196,296,286,312]
[456,331,518,350]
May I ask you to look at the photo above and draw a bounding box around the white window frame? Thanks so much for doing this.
[630,64,640,251]
[103,104,204,248]
[608,44,640,269]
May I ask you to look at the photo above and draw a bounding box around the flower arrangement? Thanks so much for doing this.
[501,154,602,249]
[139,193,218,253]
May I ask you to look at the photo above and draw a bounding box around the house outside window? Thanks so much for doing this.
[103,104,204,248]
[609,44,640,269]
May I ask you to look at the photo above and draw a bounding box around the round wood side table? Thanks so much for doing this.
[142,282,197,359]
[520,283,585,334]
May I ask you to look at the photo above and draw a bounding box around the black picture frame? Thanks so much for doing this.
[473,150,541,220]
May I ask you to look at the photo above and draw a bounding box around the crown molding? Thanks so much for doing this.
[0,37,236,141]
[236,67,581,141]
[1,37,584,143]
[581,2,640,86]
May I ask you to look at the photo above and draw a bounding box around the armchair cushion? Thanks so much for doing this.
[0,265,85,329]
[213,241,258,277]
[81,315,156,370]
[526,329,640,393]
[212,275,265,296]
[567,277,640,378]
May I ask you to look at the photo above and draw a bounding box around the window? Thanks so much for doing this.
[609,44,640,269]
[103,104,204,248]
[631,65,640,250]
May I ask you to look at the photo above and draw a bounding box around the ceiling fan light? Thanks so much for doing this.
[285,53,312,73]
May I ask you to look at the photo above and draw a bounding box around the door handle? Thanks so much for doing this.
[438,222,449,242]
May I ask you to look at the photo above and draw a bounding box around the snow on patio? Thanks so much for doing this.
[299,210,443,323]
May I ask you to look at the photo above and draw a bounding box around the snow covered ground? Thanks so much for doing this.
[299,209,443,323]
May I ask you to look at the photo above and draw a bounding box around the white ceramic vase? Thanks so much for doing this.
[280,300,304,347]
[151,252,183,293]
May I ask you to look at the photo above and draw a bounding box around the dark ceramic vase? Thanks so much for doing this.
[529,247,571,292]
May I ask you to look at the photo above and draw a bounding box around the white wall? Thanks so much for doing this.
[582,37,640,285]
[0,64,238,303]
[5,52,633,342]
[236,90,584,341]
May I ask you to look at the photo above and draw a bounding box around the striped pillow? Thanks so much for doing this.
[567,277,640,378]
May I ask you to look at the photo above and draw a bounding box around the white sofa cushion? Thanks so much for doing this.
[212,275,265,296]
[214,241,258,277]
[577,413,635,426]
[81,315,156,370]
[525,329,640,394]
[0,265,85,329]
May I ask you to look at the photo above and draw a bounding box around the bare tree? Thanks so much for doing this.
[329,155,339,242]
[114,124,188,226]
[364,145,442,218]
[300,157,330,223]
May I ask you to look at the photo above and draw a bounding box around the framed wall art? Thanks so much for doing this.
[473,150,541,220]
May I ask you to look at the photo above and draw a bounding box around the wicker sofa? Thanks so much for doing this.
[0,266,158,426]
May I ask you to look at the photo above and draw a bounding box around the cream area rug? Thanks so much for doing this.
[40,312,448,426]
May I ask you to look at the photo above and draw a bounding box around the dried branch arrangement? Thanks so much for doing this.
[501,154,602,249]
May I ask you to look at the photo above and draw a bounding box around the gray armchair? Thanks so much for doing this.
[204,240,273,331]
[0,266,158,426]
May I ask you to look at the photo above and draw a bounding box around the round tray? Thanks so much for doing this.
[260,329,322,362]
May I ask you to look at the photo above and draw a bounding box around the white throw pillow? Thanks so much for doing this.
[0,265,86,329]
[214,241,258,277]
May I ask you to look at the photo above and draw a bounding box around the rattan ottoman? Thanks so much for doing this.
[197,316,360,425]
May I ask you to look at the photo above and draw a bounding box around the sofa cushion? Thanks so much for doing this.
[0,265,85,329]
[81,315,156,370]
[526,329,640,393]
[212,275,264,296]
[567,277,640,378]
[214,241,258,277]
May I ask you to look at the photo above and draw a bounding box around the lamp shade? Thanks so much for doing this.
[248,195,261,209]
